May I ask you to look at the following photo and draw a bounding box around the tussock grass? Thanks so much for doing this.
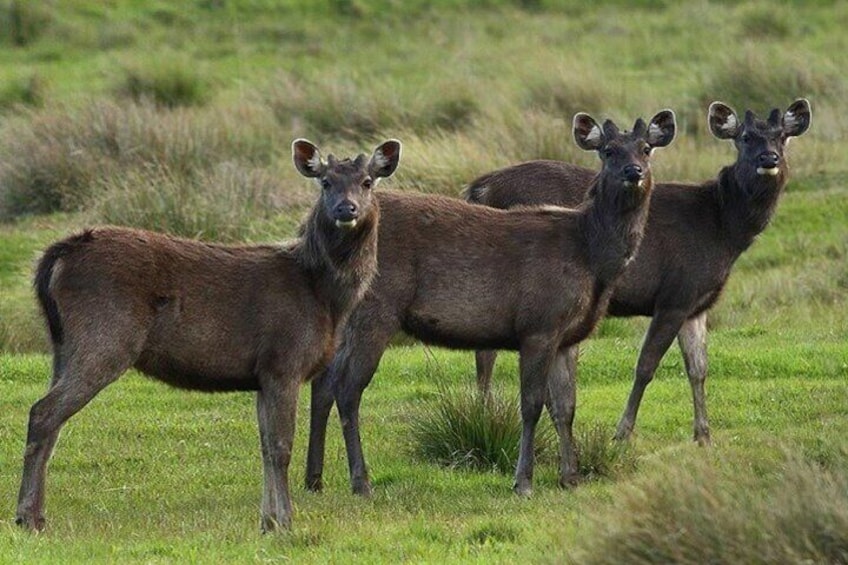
[408,383,538,474]
[0,98,296,222]
[264,71,480,142]
[118,55,213,108]
[0,1,53,47]
[91,161,301,242]
[698,47,847,132]
[569,450,848,564]
[409,381,636,481]
[0,73,46,111]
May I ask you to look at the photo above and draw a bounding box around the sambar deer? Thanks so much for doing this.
[15,138,401,532]
[306,110,676,497]
[467,99,811,445]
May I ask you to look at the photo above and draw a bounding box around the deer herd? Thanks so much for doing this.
[15,98,811,532]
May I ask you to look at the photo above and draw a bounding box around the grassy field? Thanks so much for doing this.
[1,0,847,563]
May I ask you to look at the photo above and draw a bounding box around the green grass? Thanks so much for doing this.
[1,340,846,562]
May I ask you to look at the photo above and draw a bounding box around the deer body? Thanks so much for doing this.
[307,111,676,496]
[467,99,811,444]
[16,139,401,532]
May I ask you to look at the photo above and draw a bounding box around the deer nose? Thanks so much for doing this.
[758,152,779,169]
[334,200,359,222]
[623,164,643,183]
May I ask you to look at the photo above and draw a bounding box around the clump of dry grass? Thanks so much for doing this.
[569,450,848,564]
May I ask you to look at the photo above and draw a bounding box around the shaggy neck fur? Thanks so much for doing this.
[297,202,380,324]
[715,163,786,252]
[581,174,653,287]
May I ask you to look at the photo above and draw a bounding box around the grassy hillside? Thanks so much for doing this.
[1,1,846,562]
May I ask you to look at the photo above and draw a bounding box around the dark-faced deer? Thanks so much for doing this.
[467,99,811,445]
[306,111,675,497]
[15,138,401,533]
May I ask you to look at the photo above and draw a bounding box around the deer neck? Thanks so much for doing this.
[715,164,785,252]
[581,177,652,287]
[298,203,380,323]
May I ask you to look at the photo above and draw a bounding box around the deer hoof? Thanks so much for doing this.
[15,514,46,532]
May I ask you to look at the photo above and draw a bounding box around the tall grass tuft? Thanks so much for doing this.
[0,74,47,111]
[1,1,53,46]
[408,383,539,474]
[569,450,848,564]
[0,98,290,220]
[118,56,213,108]
[575,422,638,480]
[91,162,299,242]
[409,381,636,480]
[699,48,846,132]
[264,72,480,141]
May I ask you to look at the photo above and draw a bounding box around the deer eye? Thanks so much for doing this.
[362,178,373,190]
[642,146,653,156]
[602,148,614,158]
[320,178,331,190]
[740,133,750,143]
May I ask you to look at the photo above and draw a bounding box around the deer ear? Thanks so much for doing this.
[292,139,324,178]
[573,113,604,151]
[369,139,402,179]
[783,98,811,138]
[646,110,676,147]
[708,102,739,140]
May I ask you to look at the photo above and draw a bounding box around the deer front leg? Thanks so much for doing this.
[514,337,556,497]
[256,375,300,532]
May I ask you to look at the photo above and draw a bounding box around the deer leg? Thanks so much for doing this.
[256,374,300,532]
[474,350,498,402]
[514,337,556,497]
[614,309,688,441]
[545,345,580,488]
[305,368,335,492]
[16,346,129,531]
[677,312,711,446]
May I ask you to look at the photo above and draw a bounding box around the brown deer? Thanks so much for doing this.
[306,111,676,497]
[15,138,401,533]
[466,99,811,445]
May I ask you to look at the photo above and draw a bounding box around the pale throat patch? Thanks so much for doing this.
[756,167,780,176]
[335,219,358,229]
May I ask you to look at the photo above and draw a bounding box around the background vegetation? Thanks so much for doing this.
[0,0,846,562]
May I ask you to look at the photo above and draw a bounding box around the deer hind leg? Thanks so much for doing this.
[545,345,580,487]
[614,309,688,441]
[305,368,335,492]
[474,350,498,401]
[16,339,134,531]
[677,312,710,446]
